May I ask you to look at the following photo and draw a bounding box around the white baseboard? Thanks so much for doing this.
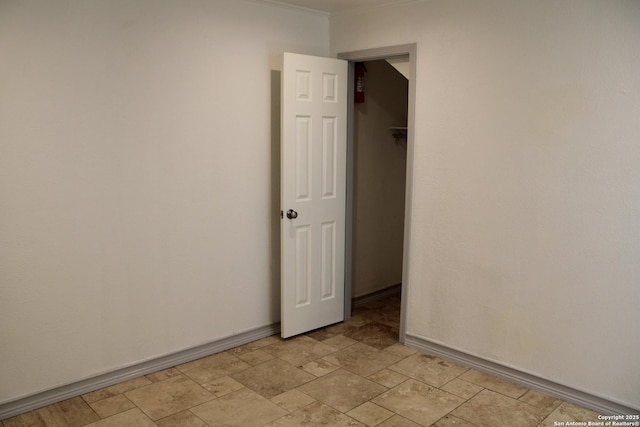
[5,320,636,420]
[0,323,280,420]
[404,333,639,416]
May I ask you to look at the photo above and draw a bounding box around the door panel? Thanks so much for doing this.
[281,53,348,338]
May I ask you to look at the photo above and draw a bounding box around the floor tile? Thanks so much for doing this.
[518,389,563,414]
[355,298,401,328]
[200,375,244,397]
[145,368,182,383]
[440,378,484,399]
[433,415,479,427]
[190,388,287,427]
[320,315,368,336]
[155,410,206,427]
[270,389,316,413]
[85,408,156,427]
[88,394,135,418]
[298,368,387,412]
[347,401,394,426]
[538,401,602,427]
[344,322,400,350]
[264,401,366,427]
[81,377,153,404]
[124,375,214,420]
[305,328,338,341]
[230,358,315,398]
[373,379,465,426]
[368,369,409,388]
[458,369,528,399]
[2,411,48,427]
[345,313,372,326]
[388,353,468,387]
[177,352,250,384]
[451,389,548,427]
[231,348,275,365]
[383,343,418,359]
[0,296,600,427]
[42,398,100,425]
[262,335,337,367]
[377,414,422,427]
[322,342,405,377]
[321,334,358,349]
[301,358,341,377]
[4,397,100,427]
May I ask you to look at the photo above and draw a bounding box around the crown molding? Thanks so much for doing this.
[246,0,330,18]
[329,0,421,18]
[245,0,420,19]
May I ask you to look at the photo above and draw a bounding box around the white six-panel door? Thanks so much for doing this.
[281,53,348,338]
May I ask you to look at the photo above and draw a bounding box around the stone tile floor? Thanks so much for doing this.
[2,295,601,426]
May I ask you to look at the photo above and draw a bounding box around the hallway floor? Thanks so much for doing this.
[3,295,599,427]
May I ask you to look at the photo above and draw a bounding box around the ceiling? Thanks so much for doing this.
[265,0,412,15]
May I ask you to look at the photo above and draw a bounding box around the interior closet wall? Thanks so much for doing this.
[352,60,408,298]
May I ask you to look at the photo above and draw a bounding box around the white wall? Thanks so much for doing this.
[332,0,640,409]
[0,0,328,403]
[353,60,407,297]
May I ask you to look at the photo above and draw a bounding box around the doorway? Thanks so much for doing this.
[339,44,417,343]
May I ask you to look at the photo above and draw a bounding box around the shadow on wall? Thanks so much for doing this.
[270,69,281,322]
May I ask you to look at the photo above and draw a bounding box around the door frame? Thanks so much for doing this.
[338,43,417,343]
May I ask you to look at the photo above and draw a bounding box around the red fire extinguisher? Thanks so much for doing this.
[355,62,366,103]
